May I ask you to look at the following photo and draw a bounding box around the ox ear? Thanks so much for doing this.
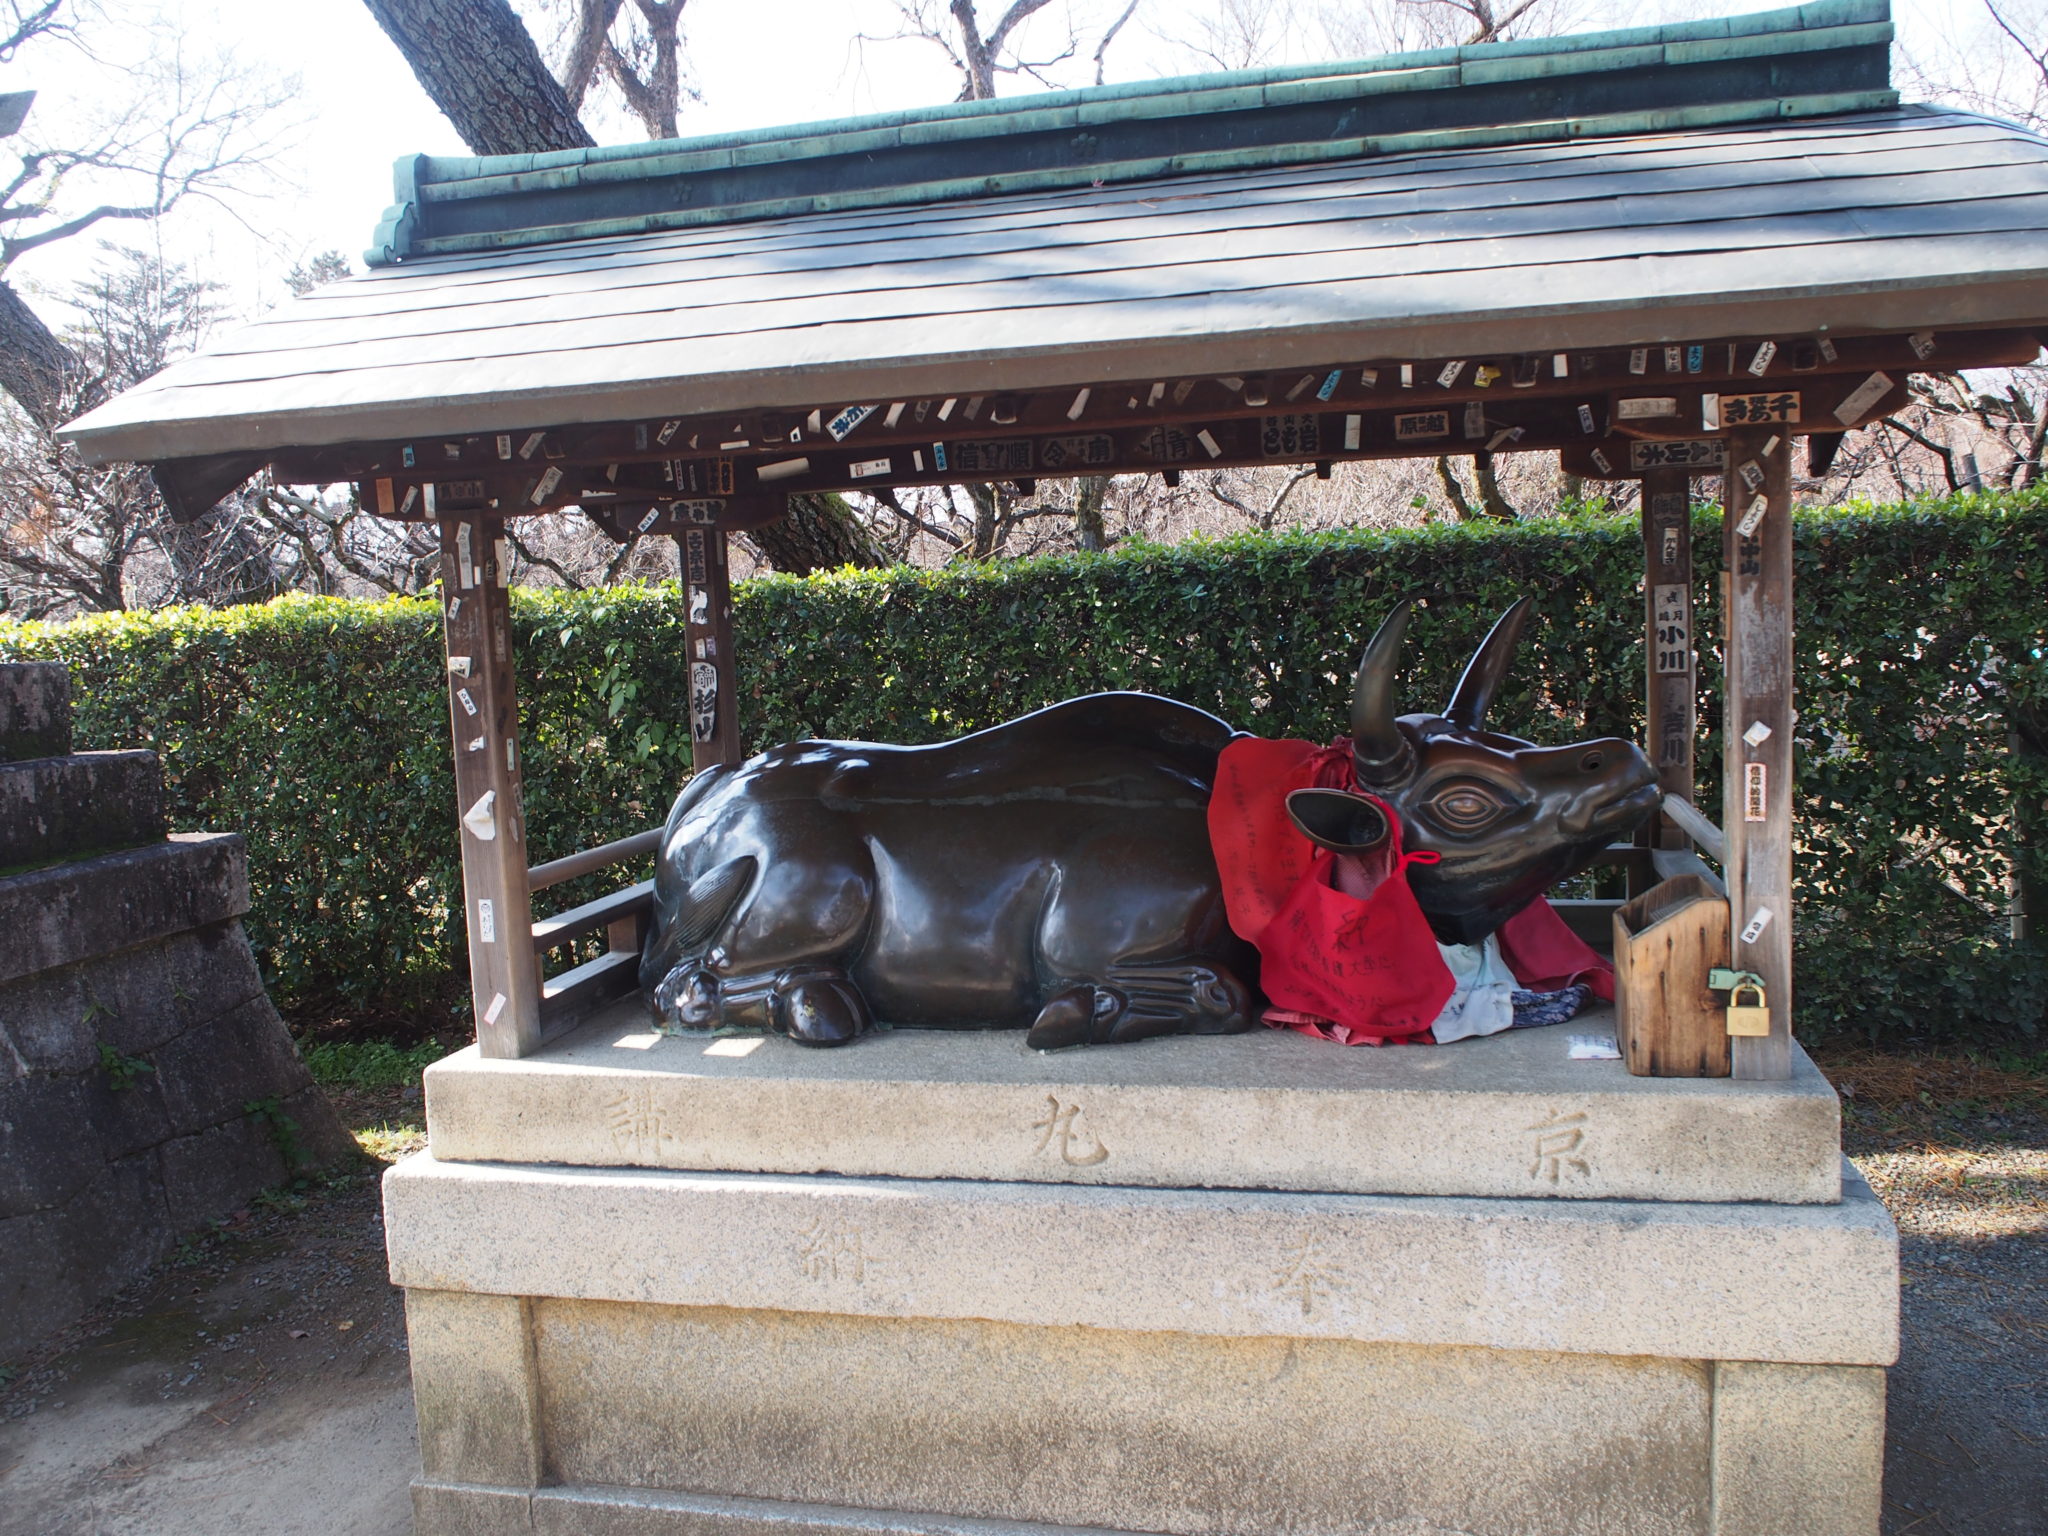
[1351,600,1415,786]
[1286,789,1391,855]
[1444,596,1533,730]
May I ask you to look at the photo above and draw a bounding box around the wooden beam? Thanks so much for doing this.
[439,514,543,1059]
[1721,428,1796,1081]
[271,327,2037,493]
[1642,468,1697,861]
[679,517,742,772]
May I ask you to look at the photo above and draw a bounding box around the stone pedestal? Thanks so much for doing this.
[388,1001,1895,1536]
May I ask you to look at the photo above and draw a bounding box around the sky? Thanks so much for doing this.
[0,0,2024,322]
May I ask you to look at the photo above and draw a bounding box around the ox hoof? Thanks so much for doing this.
[1025,985,1128,1051]
[771,971,872,1047]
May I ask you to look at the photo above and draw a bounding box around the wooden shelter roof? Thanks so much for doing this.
[59,0,2048,476]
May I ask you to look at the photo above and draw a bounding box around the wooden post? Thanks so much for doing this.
[1721,429,1795,1081]
[679,518,741,772]
[1642,469,1696,844]
[439,513,542,1059]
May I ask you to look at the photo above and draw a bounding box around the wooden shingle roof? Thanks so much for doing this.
[58,0,2048,470]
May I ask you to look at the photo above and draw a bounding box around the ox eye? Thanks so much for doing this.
[1424,783,1508,832]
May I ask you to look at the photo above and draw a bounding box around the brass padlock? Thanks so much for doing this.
[1724,980,1771,1037]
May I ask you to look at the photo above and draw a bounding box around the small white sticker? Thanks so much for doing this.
[495,434,512,460]
[827,404,876,440]
[456,687,478,717]
[756,457,810,482]
[1148,381,1166,406]
[1577,404,1597,434]
[1488,425,1526,451]
[1196,429,1223,458]
[1172,380,1194,403]
[1359,368,1378,388]
[483,992,507,1025]
[1218,376,1244,393]
[1437,360,1466,388]
[1743,720,1773,748]
[1736,496,1768,538]
[936,397,957,420]
[463,790,497,841]
[1590,448,1614,475]
[1066,388,1091,420]
[1908,331,1936,359]
[1286,373,1315,401]
[1833,371,1894,426]
[530,466,562,504]
[1740,907,1773,945]
[1463,400,1486,439]
[1737,459,1765,493]
[1663,346,1683,373]
[477,899,496,944]
[912,450,925,471]
[1628,348,1648,375]
[447,656,472,677]
[465,735,484,753]
[1617,397,1678,420]
[1818,336,1839,363]
[399,485,418,516]
[656,419,681,445]
[850,457,891,479]
[636,507,662,534]
[457,523,474,588]
[718,438,749,451]
[1701,394,1721,431]
[1748,341,1778,376]
[1343,414,1362,450]
[1744,761,1768,823]
[1762,434,1781,458]
[1552,352,1569,378]
[1399,363,1414,388]
[519,431,546,459]
[963,396,983,419]
[883,401,906,428]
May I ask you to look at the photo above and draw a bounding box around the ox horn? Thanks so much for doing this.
[1350,600,1415,786]
[1444,597,1533,730]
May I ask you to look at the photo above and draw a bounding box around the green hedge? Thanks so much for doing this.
[4,494,2044,1046]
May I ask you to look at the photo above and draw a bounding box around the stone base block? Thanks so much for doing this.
[389,1152,1893,1536]
[0,750,164,866]
[0,661,70,764]
[422,998,1843,1204]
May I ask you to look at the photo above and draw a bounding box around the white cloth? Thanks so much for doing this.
[1428,934,1519,1044]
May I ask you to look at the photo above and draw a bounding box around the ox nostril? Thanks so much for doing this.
[1580,750,1604,773]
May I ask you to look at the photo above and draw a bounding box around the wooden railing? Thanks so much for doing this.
[528,830,661,1041]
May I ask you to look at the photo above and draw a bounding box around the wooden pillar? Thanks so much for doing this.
[439,513,542,1059]
[680,520,741,772]
[1642,468,1697,849]
[1721,430,1795,1081]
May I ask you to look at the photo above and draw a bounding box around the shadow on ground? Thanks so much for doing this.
[0,1086,423,1536]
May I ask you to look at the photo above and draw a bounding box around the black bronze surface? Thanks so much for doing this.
[641,600,1658,1048]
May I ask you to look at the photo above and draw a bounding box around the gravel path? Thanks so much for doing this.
[0,1061,2040,1536]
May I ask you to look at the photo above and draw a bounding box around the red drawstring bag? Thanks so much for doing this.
[1209,735,1614,1044]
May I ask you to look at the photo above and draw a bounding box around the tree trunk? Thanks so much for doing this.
[743,493,886,575]
[1074,476,1110,550]
[361,0,595,156]
[0,276,93,429]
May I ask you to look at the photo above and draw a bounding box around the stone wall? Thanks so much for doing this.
[1,662,354,1361]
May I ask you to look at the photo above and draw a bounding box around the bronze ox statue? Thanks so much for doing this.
[641,598,1659,1049]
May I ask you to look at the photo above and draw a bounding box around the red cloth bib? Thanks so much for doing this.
[1207,736,1613,1045]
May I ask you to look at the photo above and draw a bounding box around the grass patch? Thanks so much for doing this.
[353,1122,427,1163]
[302,1038,443,1090]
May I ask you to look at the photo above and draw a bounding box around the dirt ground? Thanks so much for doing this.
[0,1059,2041,1536]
